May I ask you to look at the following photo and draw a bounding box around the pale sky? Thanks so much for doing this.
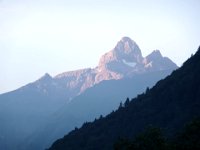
[0,0,200,94]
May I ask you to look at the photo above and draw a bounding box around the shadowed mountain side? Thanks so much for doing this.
[61,70,174,120]
[24,70,173,150]
[48,47,200,150]
[0,87,68,150]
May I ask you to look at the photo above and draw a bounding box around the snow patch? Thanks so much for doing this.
[145,61,153,68]
[122,59,136,67]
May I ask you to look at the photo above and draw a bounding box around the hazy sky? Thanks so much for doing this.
[0,0,200,94]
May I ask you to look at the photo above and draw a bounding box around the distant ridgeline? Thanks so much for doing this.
[48,47,200,150]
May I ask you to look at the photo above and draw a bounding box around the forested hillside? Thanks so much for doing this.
[48,47,200,150]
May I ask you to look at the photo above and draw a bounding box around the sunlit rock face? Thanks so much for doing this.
[12,36,178,103]
[96,37,144,81]
[51,37,177,97]
[54,68,96,95]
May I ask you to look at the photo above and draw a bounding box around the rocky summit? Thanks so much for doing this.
[54,36,177,97]
[18,37,177,101]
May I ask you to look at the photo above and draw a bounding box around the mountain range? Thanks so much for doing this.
[0,37,177,150]
[48,47,200,150]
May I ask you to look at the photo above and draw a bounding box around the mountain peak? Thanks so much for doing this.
[120,36,133,42]
[38,73,52,82]
[144,50,178,71]
[97,37,177,77]
[114,36,142,57]
[43,73,52,78]
[147,50,163,59]
[98,37,143,74]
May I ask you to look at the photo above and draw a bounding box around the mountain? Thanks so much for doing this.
[25,70,173,150]
[0,37,177,150]
[54,36,177,94]
[48,47,200,150]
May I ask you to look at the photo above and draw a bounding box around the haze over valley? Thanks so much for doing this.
[0,1,200,150]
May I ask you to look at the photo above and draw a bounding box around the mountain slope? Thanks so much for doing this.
[26,69,172,150]
[0,37,177,150]
[48,47,200,150]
